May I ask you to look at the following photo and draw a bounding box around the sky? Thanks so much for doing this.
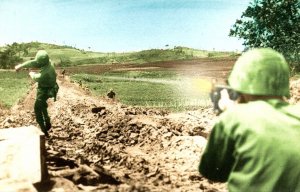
[0,0,251,52]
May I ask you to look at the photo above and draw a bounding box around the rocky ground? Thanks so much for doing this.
[1,76,225,192]
[1,76,300,192]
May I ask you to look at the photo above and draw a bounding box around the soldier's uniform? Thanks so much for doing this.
[199,48,300,191]
[16,50,58,136]
[200,99,300,191]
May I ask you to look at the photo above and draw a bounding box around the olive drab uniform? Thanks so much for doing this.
[17,50,58,135]
[199,99,300,191]
[199,48,300,191]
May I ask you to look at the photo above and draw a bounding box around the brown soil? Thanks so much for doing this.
[65,57,236,81]
[2,76,224,191]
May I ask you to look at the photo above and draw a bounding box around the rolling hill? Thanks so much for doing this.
[1,42,239,67]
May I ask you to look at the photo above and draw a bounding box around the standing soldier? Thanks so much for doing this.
[199,48,300,191]
[15,50,59,136]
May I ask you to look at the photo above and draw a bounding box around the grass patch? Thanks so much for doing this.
[71,72,211,111]
[0,71,30,107]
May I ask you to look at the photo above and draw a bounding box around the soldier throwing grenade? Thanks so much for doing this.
[15,50,59,137]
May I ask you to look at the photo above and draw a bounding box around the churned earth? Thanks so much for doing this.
[0,75,227,191]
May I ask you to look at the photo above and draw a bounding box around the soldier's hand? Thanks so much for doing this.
[15,64,22,72]
[29,71,36,78]
[218,89,235,111]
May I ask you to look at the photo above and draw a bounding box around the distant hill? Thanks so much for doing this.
[1,42,239,68]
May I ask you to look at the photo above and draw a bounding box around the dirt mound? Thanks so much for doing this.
[0,77,223,191]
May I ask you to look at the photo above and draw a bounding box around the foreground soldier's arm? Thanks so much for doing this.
[199,116,235,182]
[16,60,42,81]
[15,60,40,72]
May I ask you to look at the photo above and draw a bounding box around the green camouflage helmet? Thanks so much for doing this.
[34,50,50,67]
[228,48,290,97]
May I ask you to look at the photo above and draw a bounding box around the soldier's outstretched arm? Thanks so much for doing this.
[15,60,39,72]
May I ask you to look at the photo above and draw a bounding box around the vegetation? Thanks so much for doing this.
[230,0,300,71]
[0,71,30,107]
[0,42,238,69]
[0,68,211,110]
[0,43,29,69]
[71,72,211,111]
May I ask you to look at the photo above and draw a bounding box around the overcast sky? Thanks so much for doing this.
[0,0,251,52]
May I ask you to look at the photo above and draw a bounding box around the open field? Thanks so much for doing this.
[0,55,236,113]
[0,71,30,107]
[0,57,235,110]
[65,57,235,78]
[69,57,235,111]
[72,72,211,111]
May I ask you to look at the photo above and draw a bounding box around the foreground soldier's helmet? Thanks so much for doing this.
[34,50,50,67]
[228,48,290,97]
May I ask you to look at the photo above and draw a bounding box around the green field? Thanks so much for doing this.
[0,42,233,110]
[0,71,31,107]
[0,69,211,111]
[71,71,212,111]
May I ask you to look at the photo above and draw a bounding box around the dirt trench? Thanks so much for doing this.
[0,76,226,191]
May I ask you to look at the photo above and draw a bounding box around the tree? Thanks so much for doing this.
[0,43,23,69]
[229,0,300,72]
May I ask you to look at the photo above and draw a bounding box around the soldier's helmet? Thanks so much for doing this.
[228,48,290,97]
[35,50,50,67]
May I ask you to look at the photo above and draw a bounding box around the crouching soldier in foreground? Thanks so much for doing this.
[15,50,59,136]
[199,48,300,191]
